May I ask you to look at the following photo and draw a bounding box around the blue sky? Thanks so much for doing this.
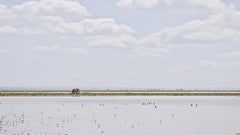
[0,0,240,89]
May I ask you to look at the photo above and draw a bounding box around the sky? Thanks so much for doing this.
[0,0,240,89]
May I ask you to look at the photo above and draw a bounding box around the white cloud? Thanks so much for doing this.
[51,18,134,35]
[181,6,240,43]
[115,0,240,57]
[218,51,240,59]
[0,18,134,35]
[136,5,240,57]
[1,0,90,22]
[117,0,226,12]
[85,34,138,48]
[1,0,239,59]
[0,0,90,34]
[0,1,138,56]
[34,46,88,54]
[0,1,133,36]
[74,4,240,58]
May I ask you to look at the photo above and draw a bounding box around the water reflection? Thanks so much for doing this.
[0,96,240,135]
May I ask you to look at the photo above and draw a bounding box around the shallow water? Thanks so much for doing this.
[0,96,240,135]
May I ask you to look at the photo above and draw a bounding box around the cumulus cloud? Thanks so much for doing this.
[115,0,240,57]
[117,1,240,57]
[182,6,240,43]
[0,18,134,36]
[0,0,139,57]
[0,1,133,36]
[0,1,136,50]
[137,5,240,57]
[82,3,240,57]
[0,0,90,22]
[2,0,240,58]
[34,46,88,54]
[117,0,226,12]
[51,18,134,35]
[0,0,90,34]
[85,34,138,48]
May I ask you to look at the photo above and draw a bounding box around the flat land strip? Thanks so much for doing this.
[1,90,240,96]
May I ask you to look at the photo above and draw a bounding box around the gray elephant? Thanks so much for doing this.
[72,88,80,95]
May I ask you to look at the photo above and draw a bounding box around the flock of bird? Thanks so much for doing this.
[0,98,200,135]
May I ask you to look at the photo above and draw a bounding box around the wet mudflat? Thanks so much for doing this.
[0,96,240,135]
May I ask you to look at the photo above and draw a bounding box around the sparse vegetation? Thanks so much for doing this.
[1,90,240,96]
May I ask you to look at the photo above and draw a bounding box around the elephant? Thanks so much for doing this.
[72,88,80,95]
